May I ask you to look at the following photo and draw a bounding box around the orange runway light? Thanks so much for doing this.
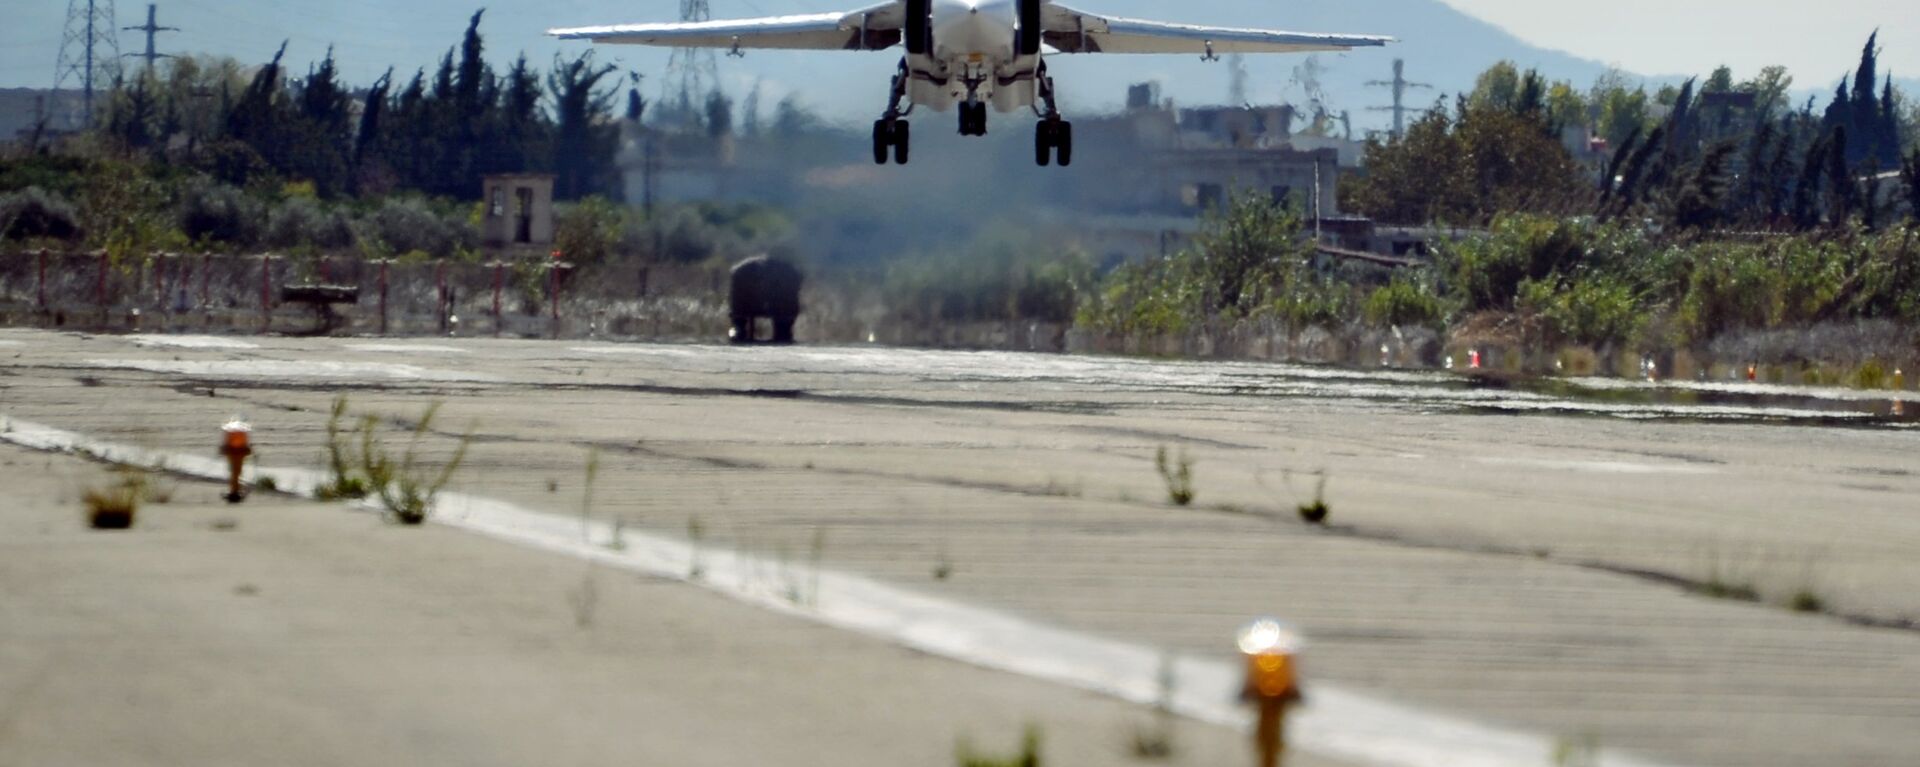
[1237,618,1304,767]
[220,418,253,504]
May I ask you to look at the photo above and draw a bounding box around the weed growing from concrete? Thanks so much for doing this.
[1552,733,1601,767]
[568,565,599,629]
[360,403,471,525]
[83,470,146,529]
[957,725,1042,767]
[1155,446,1195,507]
[580,448,600,542]
[932,542,954,581]
[1297,471,1331,525]
[1038,477,1082,498]
[687,514,707,580]
[608,517,628,552]
[1130,654,1179,760]
[317,396,371,500]
[806,527,827,607]
[1787,589,1825,612]
[1694,548,1760,602]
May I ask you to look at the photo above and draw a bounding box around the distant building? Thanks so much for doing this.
[481,174,557,249]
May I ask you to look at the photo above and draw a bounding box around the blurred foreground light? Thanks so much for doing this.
[1237,617,1302,656]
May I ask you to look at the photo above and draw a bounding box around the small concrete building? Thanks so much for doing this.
[481,174,557,248]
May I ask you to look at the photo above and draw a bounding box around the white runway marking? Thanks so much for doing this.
[343,343,472,354]
[0,416,1684,767]
[1472,456,1720,475]
[125,335,261,350]
[79,358,499,383]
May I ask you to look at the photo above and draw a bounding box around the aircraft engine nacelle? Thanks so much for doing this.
[1017,0,1042,56]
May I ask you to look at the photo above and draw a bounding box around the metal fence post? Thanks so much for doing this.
[378,259,390,335]
[260,255,273,334]
[492,261,505,337]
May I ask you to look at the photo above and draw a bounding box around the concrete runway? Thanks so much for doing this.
[3,329,1918,766]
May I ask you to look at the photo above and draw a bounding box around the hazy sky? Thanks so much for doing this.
[1435,0,1918,81]
[2,0,1914,116]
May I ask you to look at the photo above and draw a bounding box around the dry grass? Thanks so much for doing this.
[83,470,147,529]
[1154,446,1195,507]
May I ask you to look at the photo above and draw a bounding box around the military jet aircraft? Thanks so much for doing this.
[551,0,1389,167]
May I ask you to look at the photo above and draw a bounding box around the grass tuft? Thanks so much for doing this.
[1154,446,1195,507]
[1788,589,1825,613]
[1297,471,1331,525]
[84,470,146,529]
[957,725,1042,767]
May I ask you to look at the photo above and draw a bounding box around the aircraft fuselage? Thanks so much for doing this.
[908,0,1040,114]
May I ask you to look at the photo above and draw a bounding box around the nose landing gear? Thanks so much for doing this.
[958,101,988,136]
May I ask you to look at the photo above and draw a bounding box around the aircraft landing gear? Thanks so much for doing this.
[873,59,913,165]
[1033,67,1072,167]
[958,101,988,136]
[873,118,910,165]
[1036,118,1072,167]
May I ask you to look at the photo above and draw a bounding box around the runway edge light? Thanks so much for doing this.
[220,417,252,504]
[1237,617,1304,767]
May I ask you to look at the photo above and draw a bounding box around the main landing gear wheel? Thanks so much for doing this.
[1035,119,1073,167]
[958,102,988,136]
[872,119,911,165]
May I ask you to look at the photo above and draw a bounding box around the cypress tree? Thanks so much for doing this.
[1850,33,1881,166]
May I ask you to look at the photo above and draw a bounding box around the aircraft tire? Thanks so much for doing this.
[905,0,931,54]
[1034,121,1053,167]
[892,120,911,164]
[1017,0,1043,56]
[1056,121,1073,167]
[872,120,892,165]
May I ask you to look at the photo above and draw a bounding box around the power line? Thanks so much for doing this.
[1365,59,1433,140]
[54,0,121,128]
[662,0,720,128]
[122,3,179,73]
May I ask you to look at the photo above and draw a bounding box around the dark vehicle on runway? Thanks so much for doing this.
[729,257,804,344]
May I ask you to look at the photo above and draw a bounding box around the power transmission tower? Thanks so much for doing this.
[662,0,720,128]
[1365,59,1433,140]
[54,0,122,129]
[122,4,178,74]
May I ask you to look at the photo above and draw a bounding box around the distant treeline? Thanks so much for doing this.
[93,10,628,202]
[1346,33,1920,231]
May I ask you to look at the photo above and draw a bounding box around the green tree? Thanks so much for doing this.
[1590,69,1652,148]
[549,52,620,201]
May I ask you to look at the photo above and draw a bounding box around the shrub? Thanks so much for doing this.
[1364,273,1448,329]
[1436,215,1588,313]
[0,186,83,242]
[554,196,628,266]
[1520,274,1643,346]
[265,196,355,252]
[176,180,264,247]
[359,197,475,260]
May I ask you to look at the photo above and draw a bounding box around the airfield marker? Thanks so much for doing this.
[219,418,252,503]
[1239,618,1304,767]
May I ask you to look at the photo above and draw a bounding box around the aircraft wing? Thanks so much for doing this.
[549,2,903,51]
[1041,4,1391,54]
